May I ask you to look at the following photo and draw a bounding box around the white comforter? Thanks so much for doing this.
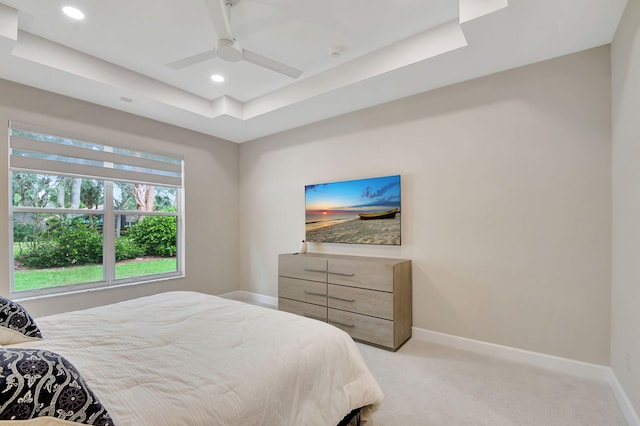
[11,291,383,425]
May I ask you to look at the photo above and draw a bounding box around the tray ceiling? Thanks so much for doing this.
[0,0,628,142]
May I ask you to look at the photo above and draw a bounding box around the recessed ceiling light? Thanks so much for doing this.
[210,74,225,83]
[62,6,85,20]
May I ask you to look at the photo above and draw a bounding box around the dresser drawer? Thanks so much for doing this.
[328,308,394,349]
[328,284,393,320]
[279,277,327,306]
[327,259,394,292]
[279,254,327,282]
[279,253,411,351]
[279,298,327,322]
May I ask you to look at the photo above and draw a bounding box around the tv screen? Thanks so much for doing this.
[305,175,401,245]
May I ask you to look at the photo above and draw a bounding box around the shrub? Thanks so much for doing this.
[13,223,36,242]
[128,216,176,257]
[18,242,65,268]
[115,237,145,261]
[19,221,103,268]
[54,224,103,265]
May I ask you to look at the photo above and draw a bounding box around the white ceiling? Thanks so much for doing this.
[0,0,628,143]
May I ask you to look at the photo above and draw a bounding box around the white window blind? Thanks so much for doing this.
[9,121,183,187]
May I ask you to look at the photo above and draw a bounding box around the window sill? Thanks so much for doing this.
[12,272,185,303]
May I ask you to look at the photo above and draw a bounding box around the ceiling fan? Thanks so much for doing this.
[167,0,303,79]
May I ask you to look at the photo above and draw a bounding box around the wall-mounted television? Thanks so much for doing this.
[305,175,401,245]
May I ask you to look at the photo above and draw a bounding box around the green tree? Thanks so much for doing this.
[80,179,103,209]
[12,173,57,207]
[154,187,177,211]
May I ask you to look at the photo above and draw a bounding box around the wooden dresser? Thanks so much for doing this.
[278,253,412,351]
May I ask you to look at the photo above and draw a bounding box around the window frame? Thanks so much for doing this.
[8,122,185,298]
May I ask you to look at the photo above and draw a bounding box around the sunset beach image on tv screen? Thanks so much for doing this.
[305,175,401,245]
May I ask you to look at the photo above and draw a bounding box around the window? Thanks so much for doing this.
[9,122,184,296]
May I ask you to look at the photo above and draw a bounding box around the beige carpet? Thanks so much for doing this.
[357,339,627,426]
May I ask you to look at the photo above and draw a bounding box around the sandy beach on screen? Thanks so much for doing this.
[306,215,400,245]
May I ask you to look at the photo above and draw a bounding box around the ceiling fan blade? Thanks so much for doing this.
[167,50,218,70]
[204,0,234,40]
[243,49,302,79]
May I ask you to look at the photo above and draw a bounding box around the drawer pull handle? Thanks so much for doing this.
[304,290,327,297]
[328,271,354,277]
[329,320,355,328]
[303,314,326,321]
[304,268,327,273]
[328,295,355,302]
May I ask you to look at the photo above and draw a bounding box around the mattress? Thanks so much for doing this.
[8,291,383,425]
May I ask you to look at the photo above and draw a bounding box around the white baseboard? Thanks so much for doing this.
[608,369,640,426]
[218,290,278,308]
[411,327,610,381]
[412,327,639,426]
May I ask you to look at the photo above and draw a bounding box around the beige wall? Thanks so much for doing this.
[0,41,617,368]
[0,79,240,317]
[239,47,612,364]
[612,0,640,415]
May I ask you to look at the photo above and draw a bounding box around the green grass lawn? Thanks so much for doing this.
[115,258,177,279]
[14,258,177,292]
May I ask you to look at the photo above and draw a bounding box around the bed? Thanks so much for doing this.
[0,291,383,425]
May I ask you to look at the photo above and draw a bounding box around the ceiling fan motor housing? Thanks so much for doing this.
[216,38,243,61]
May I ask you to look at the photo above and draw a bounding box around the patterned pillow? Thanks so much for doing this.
[0,348,115,425]
[0,297,43,345]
